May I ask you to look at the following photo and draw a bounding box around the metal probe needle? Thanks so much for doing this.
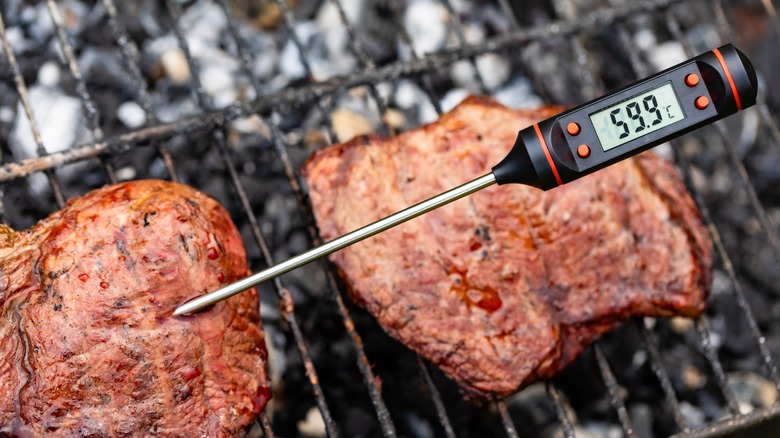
[174,173,497,315]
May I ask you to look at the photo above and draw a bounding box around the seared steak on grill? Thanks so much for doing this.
[0,180,269,436]
[303,96,712,397]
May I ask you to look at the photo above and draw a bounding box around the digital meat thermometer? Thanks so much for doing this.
[174,43,757,316]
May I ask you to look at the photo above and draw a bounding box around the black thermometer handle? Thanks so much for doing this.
[492,43,758,190]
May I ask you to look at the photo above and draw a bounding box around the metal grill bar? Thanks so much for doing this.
[44,0,116,184]
[221,0,408,435]
[672,404,780,438]
[336,4,467,429]
[268,1,398,435]
[212,1,353,434]
[367,5,497,432]
[548,7,643,435]
[714,119,780,250]
[274,0,337,142]
[0,0,687,183]
[663,6,780,391]
[334,273,397,435]
[0,195,5,225]
[694,318,742,415]
[636,320,689,433]
[159,1,286,438]
[327,0,391,134]
[553,0,604,99]
[210,125,335,436]
[594,344,636,437]
[603,12,727,433]
[45,1,100,139]
[760,0,780,48]
[156,2,314,435]
[664,9,780,256]
[598,5,779,424]
[383,0,443,115]
[265,105,402,435]
[418,358,456,438]
[265,88,400,438]
[496,0,520,30]
[496,399,520,438]
[708,227,780,389]
[259,413,274,437]
[265,107,400,435]
[547,383,576,438]
[215,0,263,96]
[365,4,520,432]
[678,150,780,397]
[654,138,743,416]
[269,0,487,434]
[436,0,488,93]
[164,0,208,107]
[482,13,582,433]
[99,0,178,182]
[712,0,780,154]
[0,11,65,207]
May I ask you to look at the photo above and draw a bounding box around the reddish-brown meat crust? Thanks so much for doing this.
[303,96,712,397]
[0,180,269,436]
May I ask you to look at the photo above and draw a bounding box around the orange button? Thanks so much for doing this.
[695,96,710,110]
[567,122,581,136]
[577,144,591,158]
[685,73,700,87]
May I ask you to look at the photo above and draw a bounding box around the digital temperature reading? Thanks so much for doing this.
[590,83,685,151]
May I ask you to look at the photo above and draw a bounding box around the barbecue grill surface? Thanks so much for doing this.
[0,0,778,437]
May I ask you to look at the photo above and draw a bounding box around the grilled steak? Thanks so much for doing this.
[0,180,269,436]
[303,96,712,397]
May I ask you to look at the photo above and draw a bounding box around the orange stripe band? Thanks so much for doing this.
[712,48,742,111]
[533,123,562,186]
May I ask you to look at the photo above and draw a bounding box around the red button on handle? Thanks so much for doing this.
[577,144,591,158]
[685,73,700,87]
[567,122,581,136]
[695,96,710,109]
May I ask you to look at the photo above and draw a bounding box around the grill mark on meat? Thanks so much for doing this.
[47,260,73,279]
[185,197,200,211]
[115,231,139,275]
[143,211,157,228]
[179,234,192,258]
[438,340,466,368]
[115,232,131,259]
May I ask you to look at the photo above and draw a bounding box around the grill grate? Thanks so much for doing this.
[0,0,778,437]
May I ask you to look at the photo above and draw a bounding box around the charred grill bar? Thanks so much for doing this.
[0,0,778,437]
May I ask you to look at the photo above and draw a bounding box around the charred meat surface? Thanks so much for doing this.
[303,96,712,397]
[0,180,269,436]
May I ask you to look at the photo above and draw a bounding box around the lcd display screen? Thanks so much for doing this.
[589,83,685,151]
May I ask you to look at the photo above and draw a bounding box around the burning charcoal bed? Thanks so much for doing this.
[1,0,779,437]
